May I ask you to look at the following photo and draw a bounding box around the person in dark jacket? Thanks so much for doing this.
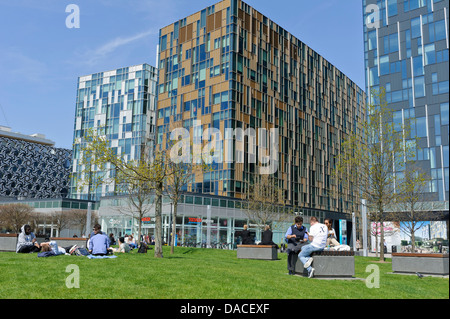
[260,225,279,249]
[285,216,309,275]
[238,224,254,245]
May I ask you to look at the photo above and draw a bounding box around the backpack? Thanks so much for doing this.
[75,247,90,256]
[137,242,148,254]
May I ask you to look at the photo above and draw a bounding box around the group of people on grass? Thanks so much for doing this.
[16,224,134,256]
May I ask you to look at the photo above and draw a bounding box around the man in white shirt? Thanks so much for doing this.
[298,216,328,278]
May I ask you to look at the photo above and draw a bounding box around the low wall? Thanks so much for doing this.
[392,253,449,275]
[0,234,18,252]
[0,235,88,252]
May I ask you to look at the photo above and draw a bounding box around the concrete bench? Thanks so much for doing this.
[392,253,449,276]
[295,250,355,278]
[237,245,278,260]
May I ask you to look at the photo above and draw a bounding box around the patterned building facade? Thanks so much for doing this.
[0,126,72,199]
[156,0,366,215]
[70,64,158,200]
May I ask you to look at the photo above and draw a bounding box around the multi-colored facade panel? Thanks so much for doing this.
[363,0,449,203]
[71,64,158,200]
[157,0,366,214]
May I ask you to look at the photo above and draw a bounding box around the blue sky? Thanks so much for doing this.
[0,0,365,149]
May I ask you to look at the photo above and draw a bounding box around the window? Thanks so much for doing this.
[416,117,427,137]
[413,56,424,76]
[414,76,425,98]
[429,20,447,42]
[384,33,398,54]
[424,44,435,65]
[387,0,398,16]
[411,17,421,38]
[380,55,390,75]
[441,103,449,125]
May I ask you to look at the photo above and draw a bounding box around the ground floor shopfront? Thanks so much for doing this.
[98,194,352,248]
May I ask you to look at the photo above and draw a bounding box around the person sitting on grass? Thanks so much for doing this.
[298,216,328,278]
[112,237,131,254]
[88,224,112,256]
[16,225,41,253]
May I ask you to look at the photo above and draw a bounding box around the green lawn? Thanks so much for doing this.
[0,247,448,299]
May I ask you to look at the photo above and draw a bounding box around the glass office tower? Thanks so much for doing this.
[156,0,366,215]
[363,0,449,204]
[70,64,158,200]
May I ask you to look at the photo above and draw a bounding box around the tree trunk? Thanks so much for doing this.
[154,182,164,258]
[411,231,416,253]
[170,201,178,255]
[379,220,385,262]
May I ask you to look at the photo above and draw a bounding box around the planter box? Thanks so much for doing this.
[295,251,355,278]
[237,245,278,260]
[392,253,449,275]
[0,234,18,252]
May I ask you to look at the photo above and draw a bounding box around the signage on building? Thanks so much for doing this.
[188,218,202,224]
[142,217,155,224]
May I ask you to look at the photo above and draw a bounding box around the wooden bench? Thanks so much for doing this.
[392,253,449,275]
[295,250,355,278]
[237,245,278,260]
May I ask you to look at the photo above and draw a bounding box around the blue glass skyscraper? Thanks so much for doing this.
[363,0,449,205]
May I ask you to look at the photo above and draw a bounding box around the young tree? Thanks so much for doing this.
[395,162,431,253]
[79,128,169,258]
[245,174,291,235]
[334,88,412,261]
[114,168,155,247]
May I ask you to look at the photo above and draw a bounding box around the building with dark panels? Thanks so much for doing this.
[0,126,72,199]
[156,0,366,216]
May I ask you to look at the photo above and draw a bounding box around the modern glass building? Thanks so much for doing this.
[70,64,158,200]
[363,0,449,204]
[156,0,366,216]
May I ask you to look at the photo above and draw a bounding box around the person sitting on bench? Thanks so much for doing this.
[259,225,279,249]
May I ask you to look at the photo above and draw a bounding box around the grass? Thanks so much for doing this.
[0,247,448,299]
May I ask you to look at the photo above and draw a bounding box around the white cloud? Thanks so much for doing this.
[78,28,158,67]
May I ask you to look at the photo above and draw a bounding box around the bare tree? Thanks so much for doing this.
[333,88,413,261]
[66,209,97,237]
[245,174,292,235]
[394,162,431,253]
[114,174,155,246]
[0,204,34,233]
[51,211,76,237]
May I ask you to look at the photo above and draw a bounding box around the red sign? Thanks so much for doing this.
[188,218,202,223]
